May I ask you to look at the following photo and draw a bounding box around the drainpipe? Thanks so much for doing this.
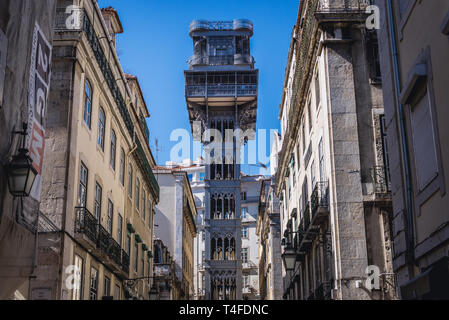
[386,0,415,271]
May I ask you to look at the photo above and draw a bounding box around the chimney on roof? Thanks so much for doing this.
[101,7,123,49]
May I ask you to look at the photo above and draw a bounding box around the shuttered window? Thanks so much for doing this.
[410,90,438,190]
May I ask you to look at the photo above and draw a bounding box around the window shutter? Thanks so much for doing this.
[410,92,438,190]
[0,29,7,108]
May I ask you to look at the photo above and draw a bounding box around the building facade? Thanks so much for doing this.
[241,174,264,299]
[184,19,258,300]
[0,0,57,300]
[164,159,207,300]
[374,0,449,299]
[276,0,396,300]
[28,1,159,300]
[154,167,197,300]
[257,177,283,300]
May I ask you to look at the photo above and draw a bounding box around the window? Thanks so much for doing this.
[78,163,88,207]
[188,174,193,182]
[311,160,316,189]
[202,250,205,267]
[319,138,325,182]
[242,226,248,238]
[72,255,84,300]
[141,249,145,277]
[307,100,312,132]
[142,191,146,221]
[199,172,205,181]
[83,79,93,128]
[134,242,139,273]
[242,248,248,264]
[241,207,247,219]
[128,164,133,198]
[380,115,391,186]
[0,29,7,108]
[110,130,116,170]
[135,177,140,211]
[120,148,125,186]
[302,122,306,153]
[94,183,102,220]
[314,245,322,287]
[315,67,321,108]
[97,107,106,151]
[117,214,123,246]
[126,231,131,255]
[148,199,153,228]
[410,90,438,191]
[243,275,249,287]
[114,284,121,300]
[241,192,247,201]
[308,256,313,294]
[89,267,98,300]
[104,276,111,297]
[107,199,113,234]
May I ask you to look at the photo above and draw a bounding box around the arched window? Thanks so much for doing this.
[98,107,106,150]
[83,79,93,128]
[110,129,116,170]
[211,238,216,260]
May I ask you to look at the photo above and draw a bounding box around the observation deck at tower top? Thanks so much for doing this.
[189,19,253,37]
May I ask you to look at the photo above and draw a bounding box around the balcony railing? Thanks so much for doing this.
[371,166,391,194]
[317,0,370,13]
[109,238,122,266]
[189,19,253,34]
[97,225,111,253]
[75,207,98,244]
[186,84,257,97]
[189,54,255,66]
[75,207,128,275]
[121,249,130,274]
[189,55,234,66]
[311,181,329,218]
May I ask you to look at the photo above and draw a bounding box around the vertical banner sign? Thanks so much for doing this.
[27,23,52,201]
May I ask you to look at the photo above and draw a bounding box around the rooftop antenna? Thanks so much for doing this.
[154,137,164,166]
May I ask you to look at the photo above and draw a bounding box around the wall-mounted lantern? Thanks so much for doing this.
[5,123,37,197]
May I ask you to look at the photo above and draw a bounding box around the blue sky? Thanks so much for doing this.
[98,0,299,174]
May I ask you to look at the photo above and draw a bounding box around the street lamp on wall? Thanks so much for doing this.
[5,123,37,197]
[281,246,298,272]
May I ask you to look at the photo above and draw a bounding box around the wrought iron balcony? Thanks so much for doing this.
[311,181,329,219]
[109,238,122,266]
[371,166,391,194]
[121,249,130,274]
[140,116,150,143]
[97,225,111,253]
[75,207,98,244]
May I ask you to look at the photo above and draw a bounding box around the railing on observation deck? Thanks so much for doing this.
[189,19,253,34]
[317,0,370,13]
[186,84,257,97]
